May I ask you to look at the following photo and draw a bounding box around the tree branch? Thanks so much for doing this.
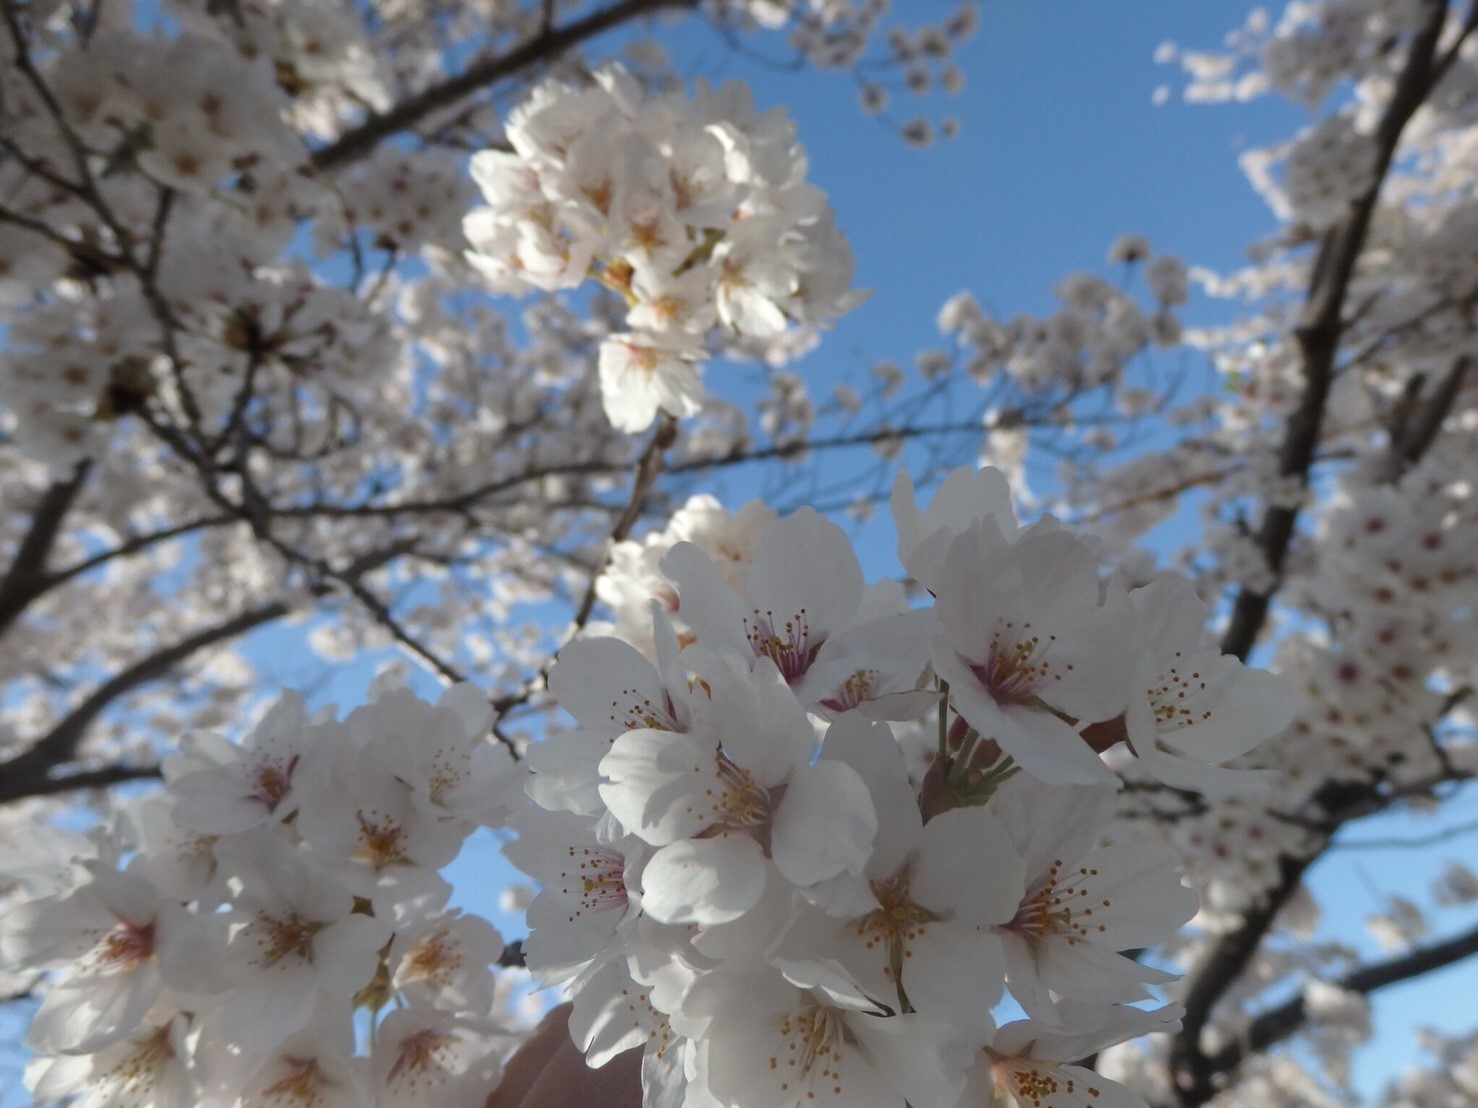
[1198,920,1478,1093]
[1168,761,1473,1104]
[1175,24,1469,1074]
[309,0,697,173]
[38,515,236,597]
[0,601,289,804]
[0,541,413,805]
[1219,0,1452,662]
[0,462,92,635]
[1174,9,1471,1075]
[0,762,163,800]
[491,414,677,718]
[1378,354,1471,481]
[1169,853,1316,1104]
[1177,6,1476,1057]
[666,417,990,474]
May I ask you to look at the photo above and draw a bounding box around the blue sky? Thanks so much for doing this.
[5,2,1476,1103]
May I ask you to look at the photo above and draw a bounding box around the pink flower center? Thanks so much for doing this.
[745,607,822,684]
[386,1028,459,1087]
[404,930,463,986]
[970,622,1059,706]
[100,1022,175,1092]
[95,918,156,969]
[262,1057,332,1106]
[254,912,326,967]
[252,754,300,811]
[1005,859,1108,944]
[557,845,629,918]
[711,754,773,830]
[821,668,877,713]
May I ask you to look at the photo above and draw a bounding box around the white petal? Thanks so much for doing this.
[771,761,877,887]
[902,921,1003,1037]
[599,729,717,845]
[639,837,766,925]
[911,806,1025,926]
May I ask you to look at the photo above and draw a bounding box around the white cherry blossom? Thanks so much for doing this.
[931,520,1134,785]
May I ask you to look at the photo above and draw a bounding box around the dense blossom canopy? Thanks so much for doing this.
[1,0,1477,1106]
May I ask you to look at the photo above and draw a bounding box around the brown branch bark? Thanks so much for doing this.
[1168,765,1473,1104]
[0,542,414,805]
[1168,853,1316,1104]
[666,417,991,474]
[491,414,677,718]
[569,413,678,633]
[38,515,236,596]
[1219,0,1457,663]
[0,462,92,635]
[1193,920,1478,1098]
[0,762,163,800]
[0,601,289,804]
[1376,354,1471,481]
[309,0,697,173]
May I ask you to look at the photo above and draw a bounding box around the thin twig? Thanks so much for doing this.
[492,414,678,718]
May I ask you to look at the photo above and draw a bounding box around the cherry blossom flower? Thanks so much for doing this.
[205,837,390,1051]
[955,1003,1182,1108]
[990,777,1198,1022]
[24,1010,196,1108]
[229,1000,369,1108]
[599,650,877,924]
[598,333,706,433]
[463,65,857,433]
[931,520,1134,785]
[2,866,188,1054]
[503,808,645,984]
[390,910,505,1014]
[660,506,865,692]
[891,465,1020,593]
[371,1005,504,1108]
[1121,577,1295,793]
[162,691,322,835]
[682,962,971,1108]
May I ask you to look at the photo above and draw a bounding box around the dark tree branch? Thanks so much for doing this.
[1196,919,1478,1095]
[570,413,678,634]
[0,462,92,635]
[1169,854,1317,1104]
[666,417,991,474]
[1169,758,1474,1104]
[1177,22,1470,1084]
[0,601,289,804]
[1219,0,1453,662]
[305,544,469,687]
[0,542,413,805]
[0,762,163,801]
[498,939,527,969]
[39,515,236,596]
[1380,354,1471,480]
[309,0,697,173]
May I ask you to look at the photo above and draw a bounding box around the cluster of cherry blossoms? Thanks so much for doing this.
[463,65,860,434]
[0,4,419,468]
[1,681,526,1106]
[0,461,1295,1106]
[506,463,1294,1106]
